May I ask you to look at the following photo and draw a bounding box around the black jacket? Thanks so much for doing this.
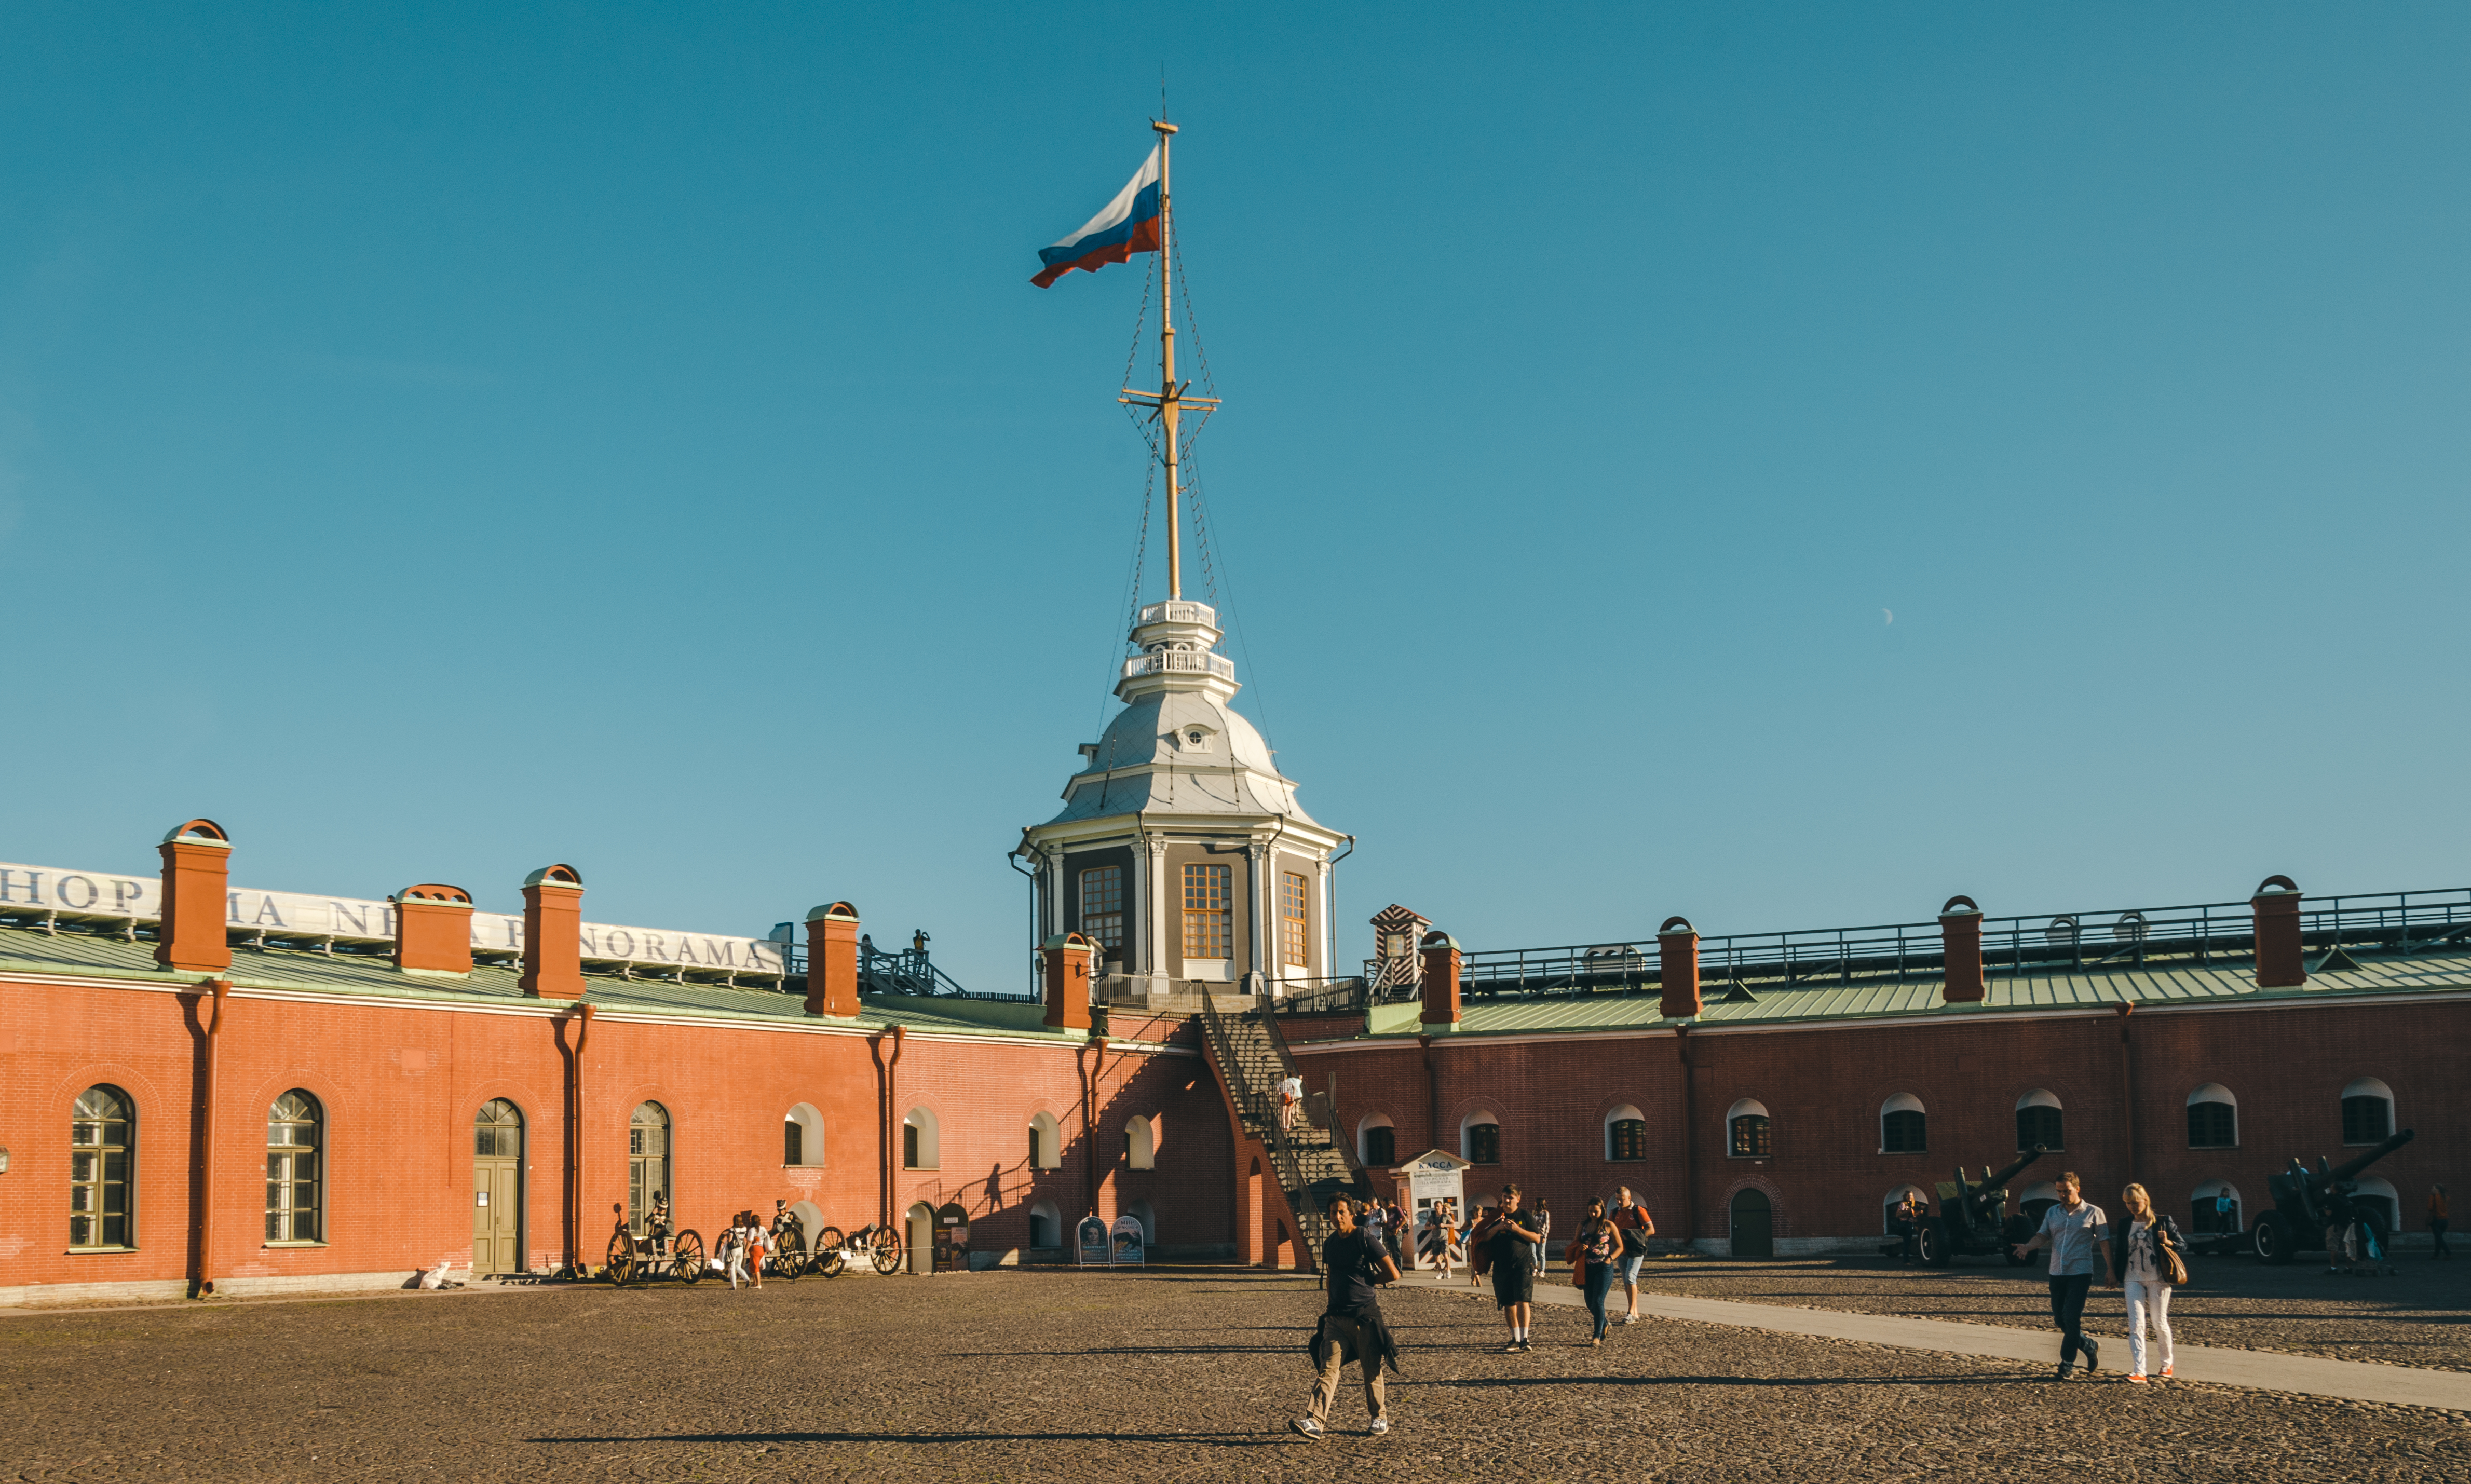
[2115,1213,2187,1283]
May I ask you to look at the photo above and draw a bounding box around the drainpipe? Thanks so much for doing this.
[560,1004,594,1273]
[1081,1035,1110,1216]
[870,1026,906,1230]
[2113,1002,2136,1186]
[1675,1024,1696,1255]
[193,978,230,1298]
[1417,1033,1438,1153]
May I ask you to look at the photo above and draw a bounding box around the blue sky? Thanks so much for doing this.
[3,4,2465,993]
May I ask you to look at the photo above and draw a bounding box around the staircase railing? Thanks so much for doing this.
[1264,1005,1375,1202]
[1200,990,1334,1252]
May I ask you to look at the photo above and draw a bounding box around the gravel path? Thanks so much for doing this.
[2,1269,2464,1481]
[1603,1254,2471,1372]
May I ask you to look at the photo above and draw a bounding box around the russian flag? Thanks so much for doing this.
[1031,146,1162,288]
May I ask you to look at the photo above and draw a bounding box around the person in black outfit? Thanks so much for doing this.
[1294,1197,1401,1439]
[1474,1184,1546,1353]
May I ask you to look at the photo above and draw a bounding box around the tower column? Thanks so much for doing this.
[1047,847,1066,939]
[1246,837,1270,997]
[1145,837,1172,999]
[1316,856,1334,981]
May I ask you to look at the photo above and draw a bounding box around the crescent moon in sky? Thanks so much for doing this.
[1883,608,1894,625]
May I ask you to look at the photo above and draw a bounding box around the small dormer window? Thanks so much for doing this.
[1175,724,1217,753]
[1186,729,1205,746]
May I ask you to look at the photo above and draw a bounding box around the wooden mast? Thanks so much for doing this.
[1155,119,1181,600]
[1123,118,1215,606]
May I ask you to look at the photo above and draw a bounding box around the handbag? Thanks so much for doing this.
[2160,1232,2190,1287]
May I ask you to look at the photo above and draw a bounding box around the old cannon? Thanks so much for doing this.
[2251,1127,2415,1265]
[1921,1146,2047,1267]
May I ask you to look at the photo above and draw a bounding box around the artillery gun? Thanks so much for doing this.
[2250,1128,2414,1266]
[1921,1147,2047,1267]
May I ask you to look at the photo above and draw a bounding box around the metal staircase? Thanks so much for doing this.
[1199,991,1372,1267]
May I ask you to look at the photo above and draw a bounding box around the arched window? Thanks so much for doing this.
[70,1085,133,1249]
[1460,1110,1501,1165]
[628,1101,670,1235]
[1028,1111,1062,1169]
[1029,1200,1062,1248]
[1727,1098,1771,1159]
[2015,1090,2063,1152]
[2186,1084,2237,1150]
[1358,1113,1395,1168]
[475,1098,523,1156]
[2191,1180,2242,1236]
[1124,1114,1156,1169]
[784,1103,823,1167]
[2351,1177,2400,1235]
[903,1107,939,1170]
[2341,1077,2395,1146]
[266,1091,322,1243]
[1882,1184,1931,1233]
[1605,1104,1648,1162]
[1879,1094,1926,1154]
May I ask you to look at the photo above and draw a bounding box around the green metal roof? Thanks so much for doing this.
[0,925,1063,1040]
[1362,947,2471,1040]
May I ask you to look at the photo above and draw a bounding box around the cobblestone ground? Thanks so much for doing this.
[1613,1252,2471,1371]
[3,1269,2466,1482]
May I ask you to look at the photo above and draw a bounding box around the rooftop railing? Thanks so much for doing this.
[1137,600,1218,628]
[1120,648,1236,683]
[1445,888,2471,1003]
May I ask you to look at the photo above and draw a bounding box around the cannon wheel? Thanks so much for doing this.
[772,1230,805,1281]
[1920,1222,1951,1268]
[871,1229,904,1275]
[606,1229,637,1286]
[2252,1211,2296,1265]
[810,1226,846,1276]
[673,1229,705,1284]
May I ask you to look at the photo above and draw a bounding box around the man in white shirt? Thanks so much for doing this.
[2013,1172,2113,1379]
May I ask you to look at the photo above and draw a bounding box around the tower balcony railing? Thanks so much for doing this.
[1121,649,1236,683]
[1137,600,1218,628]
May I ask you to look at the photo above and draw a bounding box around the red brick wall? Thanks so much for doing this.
[0,973,1235,1298]
[1298,997,2468,1248]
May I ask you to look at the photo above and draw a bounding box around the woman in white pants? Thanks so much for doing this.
[2114,1182,2187,1382]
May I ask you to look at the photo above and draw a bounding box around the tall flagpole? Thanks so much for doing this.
[1155,119,1180,601]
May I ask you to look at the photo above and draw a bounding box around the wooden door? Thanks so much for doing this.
[1730,1188,1773,1259]
[472,1098,525,1275]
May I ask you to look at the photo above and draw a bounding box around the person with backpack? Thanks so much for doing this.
[1293,1196,1402,1440]
[1610,1186,1655,1325]
[2113,1181,2188,1383]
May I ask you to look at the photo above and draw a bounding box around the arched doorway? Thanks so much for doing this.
[905,1201,936,1275]
[1730,1188,1773,1259]
[472,1099,524,1275]
[629,1102,671,1236]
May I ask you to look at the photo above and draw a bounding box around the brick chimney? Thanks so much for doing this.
[518,864,586,1000]
[391,883,473,975]
[1939,895,1985,1003]
[805,902,861,1017]
[1658,916,1701,1019]
[2251,875,2306,989]
[1419,931,1461,1027]
[1042,932,1095,1030]
[155,819,232,973]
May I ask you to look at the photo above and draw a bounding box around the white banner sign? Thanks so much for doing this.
[0,861,786,975]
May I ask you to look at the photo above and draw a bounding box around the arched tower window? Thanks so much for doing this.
[265,1091,323,1243]
[70,1086,133,1249]
[904,1107,940,1170]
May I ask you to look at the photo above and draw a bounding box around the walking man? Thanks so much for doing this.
[1293,1196,1402,1440]
[1474,1185,1546,1352]
[2013,1172,2113,1379]
[1611,1186,1654,1324]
